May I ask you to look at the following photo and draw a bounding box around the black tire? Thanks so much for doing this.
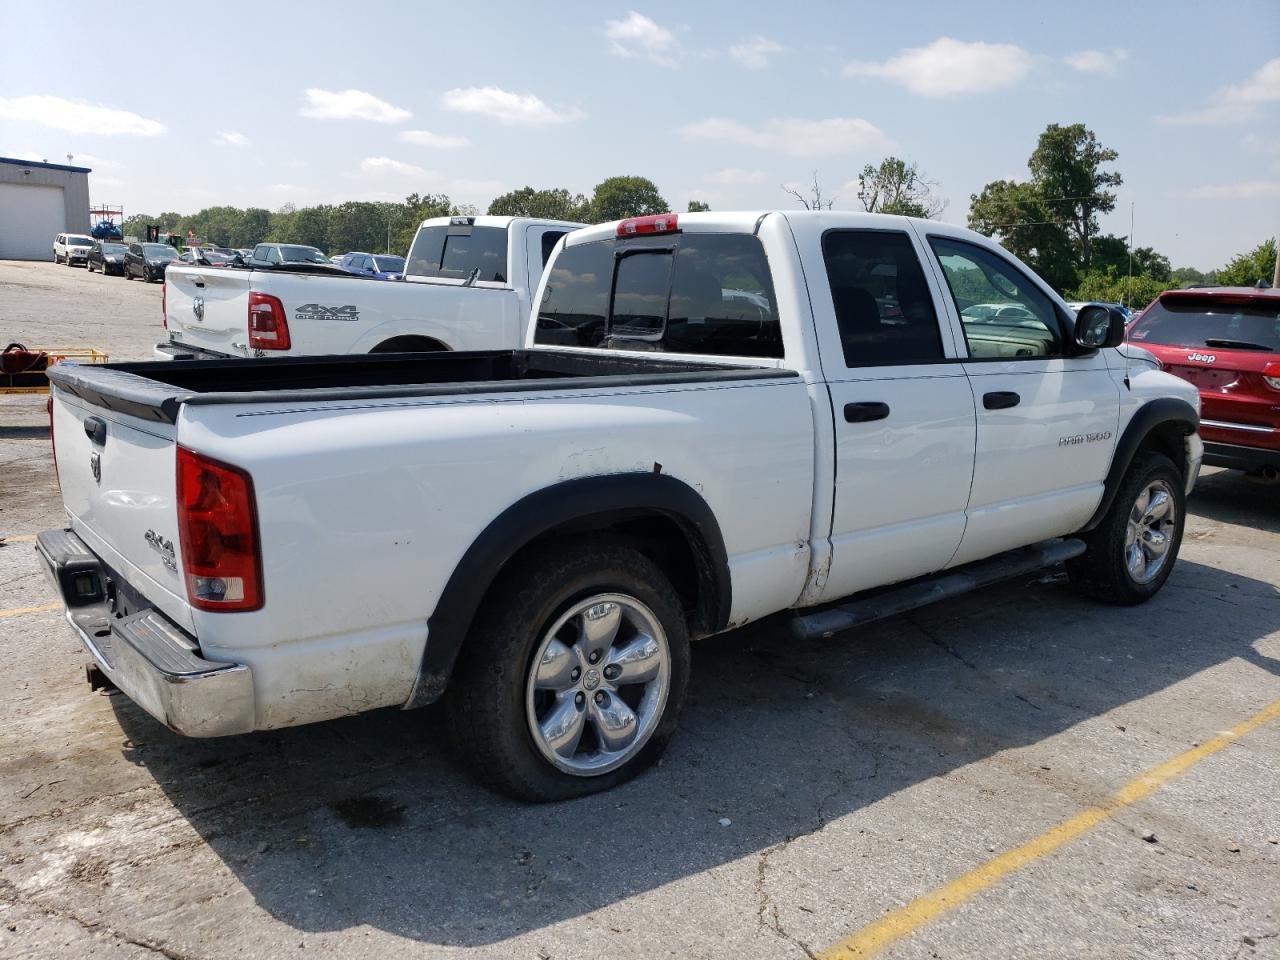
[446,539,690,801]
[143,266,152,282]
[123,265,132,280]
[1067,451,1185,605]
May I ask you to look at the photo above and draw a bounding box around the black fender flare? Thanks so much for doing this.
[1079,397,1198,533]
[406,473,732,708]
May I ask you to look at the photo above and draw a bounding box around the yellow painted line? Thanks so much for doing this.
[819,698,1280,959]
[2,534,37,543]
[0,602,61,619]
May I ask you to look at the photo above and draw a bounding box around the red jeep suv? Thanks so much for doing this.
[1127,286,1280,479]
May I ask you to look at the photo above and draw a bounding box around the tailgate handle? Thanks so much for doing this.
[192,275,206,288]
[83,416,107,446]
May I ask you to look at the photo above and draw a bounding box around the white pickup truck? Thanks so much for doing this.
[157,215,581,360]
[41,210,1202,801]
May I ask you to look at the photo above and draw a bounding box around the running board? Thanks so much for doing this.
[791,538,1087,641]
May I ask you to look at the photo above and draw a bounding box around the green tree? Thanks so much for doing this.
[488,186,588,221]
[686,199,711,212]
[1216,238,1277,287]
[968,179,1077,291]
[394,193,457,255]
[233,208,271,248]
[1027,123,1121,269]
[1171,265,1216,287]
[585,176,668,223]
[1070,268,1170,310]
[857,156,945,218]
[1089,235,1130,275]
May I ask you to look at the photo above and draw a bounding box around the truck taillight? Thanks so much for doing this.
[616,213,679,237]
[248,292,291,350]
[176,447,263,612]
[1263,361,1280,391]
[47,395,60,489]
[161,280,168,329]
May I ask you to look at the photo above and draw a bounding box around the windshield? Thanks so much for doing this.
[102,243,127,254]
[372,256,404,273]
[143,244,178,259]
[1129,297,1280,352]
[67,235,93,246]
[278,245,329,263]
[202,251,234,263]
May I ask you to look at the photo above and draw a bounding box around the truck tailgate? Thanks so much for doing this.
[165,267,250,356]
[51,388,193,631]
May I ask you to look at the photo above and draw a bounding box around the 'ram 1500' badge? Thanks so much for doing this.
[144,529,177,571]
[1058,431,1113,447]
[294,304,359,322]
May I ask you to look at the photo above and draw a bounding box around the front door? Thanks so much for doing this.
[922,233,1120,566]
[809,228,978,601]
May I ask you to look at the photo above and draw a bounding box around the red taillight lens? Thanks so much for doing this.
[176,447,263,611]
[161,279,168,330]
[1264,361,1280,391]
[616,213,679,237]
[248,291,291,350]
[47,395,60,488]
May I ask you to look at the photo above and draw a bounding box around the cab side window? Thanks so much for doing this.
[928,237,1062,359]
[822,230,944,365]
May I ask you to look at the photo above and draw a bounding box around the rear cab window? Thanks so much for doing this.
[1130,296,1280,352]
[406,221,508,283]
[535,232,782,358]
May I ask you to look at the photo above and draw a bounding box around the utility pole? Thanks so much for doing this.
[1126,202,1134,308]
[1273,233,1279,288]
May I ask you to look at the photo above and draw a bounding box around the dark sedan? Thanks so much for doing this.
[124,242,181,283]
[87,241,129,276]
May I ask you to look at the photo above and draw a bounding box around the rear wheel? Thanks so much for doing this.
[446,540,690,801]
[1067,451,1184,604]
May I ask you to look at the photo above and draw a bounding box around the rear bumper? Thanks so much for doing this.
[1202,441,1280,473]
[153,340,232,361]
[37,528,255,737]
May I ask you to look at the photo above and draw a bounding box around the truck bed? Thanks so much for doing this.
[47,350,795,423]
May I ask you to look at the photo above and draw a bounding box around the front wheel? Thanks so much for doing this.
[1068,451,1185,604]
[446,540,690,801]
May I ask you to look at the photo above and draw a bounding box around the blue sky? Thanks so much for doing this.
[2,1,1277,269]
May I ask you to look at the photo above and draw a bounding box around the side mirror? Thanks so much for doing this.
[1073,303,1126,351]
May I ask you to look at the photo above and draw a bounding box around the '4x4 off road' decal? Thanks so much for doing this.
[294,303,359,322]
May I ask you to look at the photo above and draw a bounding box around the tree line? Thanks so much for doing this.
[123,133,1272,308]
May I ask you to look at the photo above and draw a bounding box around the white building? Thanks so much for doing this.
[0,156,92,261]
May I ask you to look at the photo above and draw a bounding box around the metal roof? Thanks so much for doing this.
[0,155,92,174]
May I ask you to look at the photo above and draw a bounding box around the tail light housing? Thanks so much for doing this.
[248,292,291,350]
[176,447,263,611]
[1264,361,1280,392]
[47,395,60,489]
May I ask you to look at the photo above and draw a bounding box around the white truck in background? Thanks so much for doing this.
[157,216,581,359]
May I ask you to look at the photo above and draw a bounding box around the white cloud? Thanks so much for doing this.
[13,150,48,162]
[91,175,123,187]
[359,156,430,177]
[74,153,121,169]
[682,116,893,157]
[441,86,585,125]
[606,11,679,68]
[729,36,784,70]
[299,88,411,123]
[844,37,1032,96]
[451,178,505,197]
[1064,48,1128,75]
[1187,180,1280,199]
[707,167,768,185]
[1158,58,1280,125]
[212,130,249,147]
[265,183,300,194]
[399,129,470,149]
[0,95,165,135]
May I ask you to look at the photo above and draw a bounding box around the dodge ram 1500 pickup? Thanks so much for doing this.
[41,210,1202,801]
[158,215,582,360]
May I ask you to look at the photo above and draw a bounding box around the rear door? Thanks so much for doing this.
[798,225,978,600]
[923,233,1119,566]
[51,390,192,630]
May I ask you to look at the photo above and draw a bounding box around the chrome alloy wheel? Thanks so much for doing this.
[525,593,670,777]
[1125,479,1177,584]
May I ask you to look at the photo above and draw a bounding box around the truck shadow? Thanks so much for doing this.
[112,557,1280,947]
[1188,467,1280,535]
